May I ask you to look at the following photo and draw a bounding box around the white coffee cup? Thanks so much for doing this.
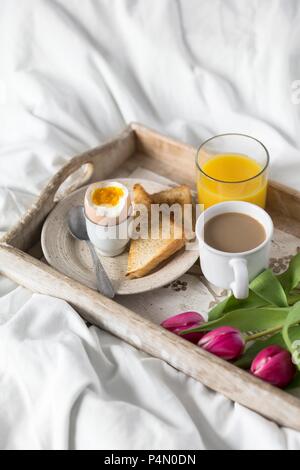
[196,201,273,299]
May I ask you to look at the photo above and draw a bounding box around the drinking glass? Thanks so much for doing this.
[196,134,269,209]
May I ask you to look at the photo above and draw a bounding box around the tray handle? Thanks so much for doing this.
[53,162,94,202]
[2,126,135,250]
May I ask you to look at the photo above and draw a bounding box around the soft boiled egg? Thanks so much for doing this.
[84,181,131,225]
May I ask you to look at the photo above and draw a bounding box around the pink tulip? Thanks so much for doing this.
[251,345,296,389]
[161,312,205,344]
[198,326,245,360]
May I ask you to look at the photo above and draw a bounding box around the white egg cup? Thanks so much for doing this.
[85,211,133,257]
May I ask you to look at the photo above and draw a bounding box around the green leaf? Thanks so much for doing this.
[235,325,300,370]
[208,291,266,321]
[207,296,230,321]
[208,269,288,322]
[282,302,300,371]
[184,307,289,335]
[286,373,300,391]
[250,269,288,307]
[287,291,300,306]
[278,253,300,293]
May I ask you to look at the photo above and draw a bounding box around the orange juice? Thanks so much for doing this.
[197,153,267,208]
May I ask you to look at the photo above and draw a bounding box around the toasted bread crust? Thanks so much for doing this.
[150,185,192,207]
[133,184,152,210]
[126,236,185,279]
[127,183,191,278]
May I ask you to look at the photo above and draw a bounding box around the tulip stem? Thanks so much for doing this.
[244,325,283,343]
[245,320,300,343]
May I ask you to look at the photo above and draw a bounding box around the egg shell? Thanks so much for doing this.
[84,182,131,226]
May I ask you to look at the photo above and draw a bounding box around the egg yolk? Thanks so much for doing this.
[92,186,124,206]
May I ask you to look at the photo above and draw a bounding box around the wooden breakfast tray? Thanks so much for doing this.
[1,123,300,431]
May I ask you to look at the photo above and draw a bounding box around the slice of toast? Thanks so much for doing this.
[126,183,187,279]
[132,183,152,210]
[126,226,185,279]
[150,185,192,207]
[151,184,194,241]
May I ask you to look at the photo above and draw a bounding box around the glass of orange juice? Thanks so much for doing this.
[196,134,269,209]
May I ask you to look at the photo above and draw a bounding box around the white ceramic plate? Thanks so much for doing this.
[41,178,199,295]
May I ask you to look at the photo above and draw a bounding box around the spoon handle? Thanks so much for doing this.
[87,241,115,299]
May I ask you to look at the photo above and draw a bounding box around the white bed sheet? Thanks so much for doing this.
[1,0,300,450]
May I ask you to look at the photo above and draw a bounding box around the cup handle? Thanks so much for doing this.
[229,258,249,299]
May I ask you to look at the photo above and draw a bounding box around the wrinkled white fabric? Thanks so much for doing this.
[0,0,300,450]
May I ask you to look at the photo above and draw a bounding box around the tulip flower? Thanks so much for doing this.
[251,345,296,389]
[161,311,205,344]
[198,326,245,360]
